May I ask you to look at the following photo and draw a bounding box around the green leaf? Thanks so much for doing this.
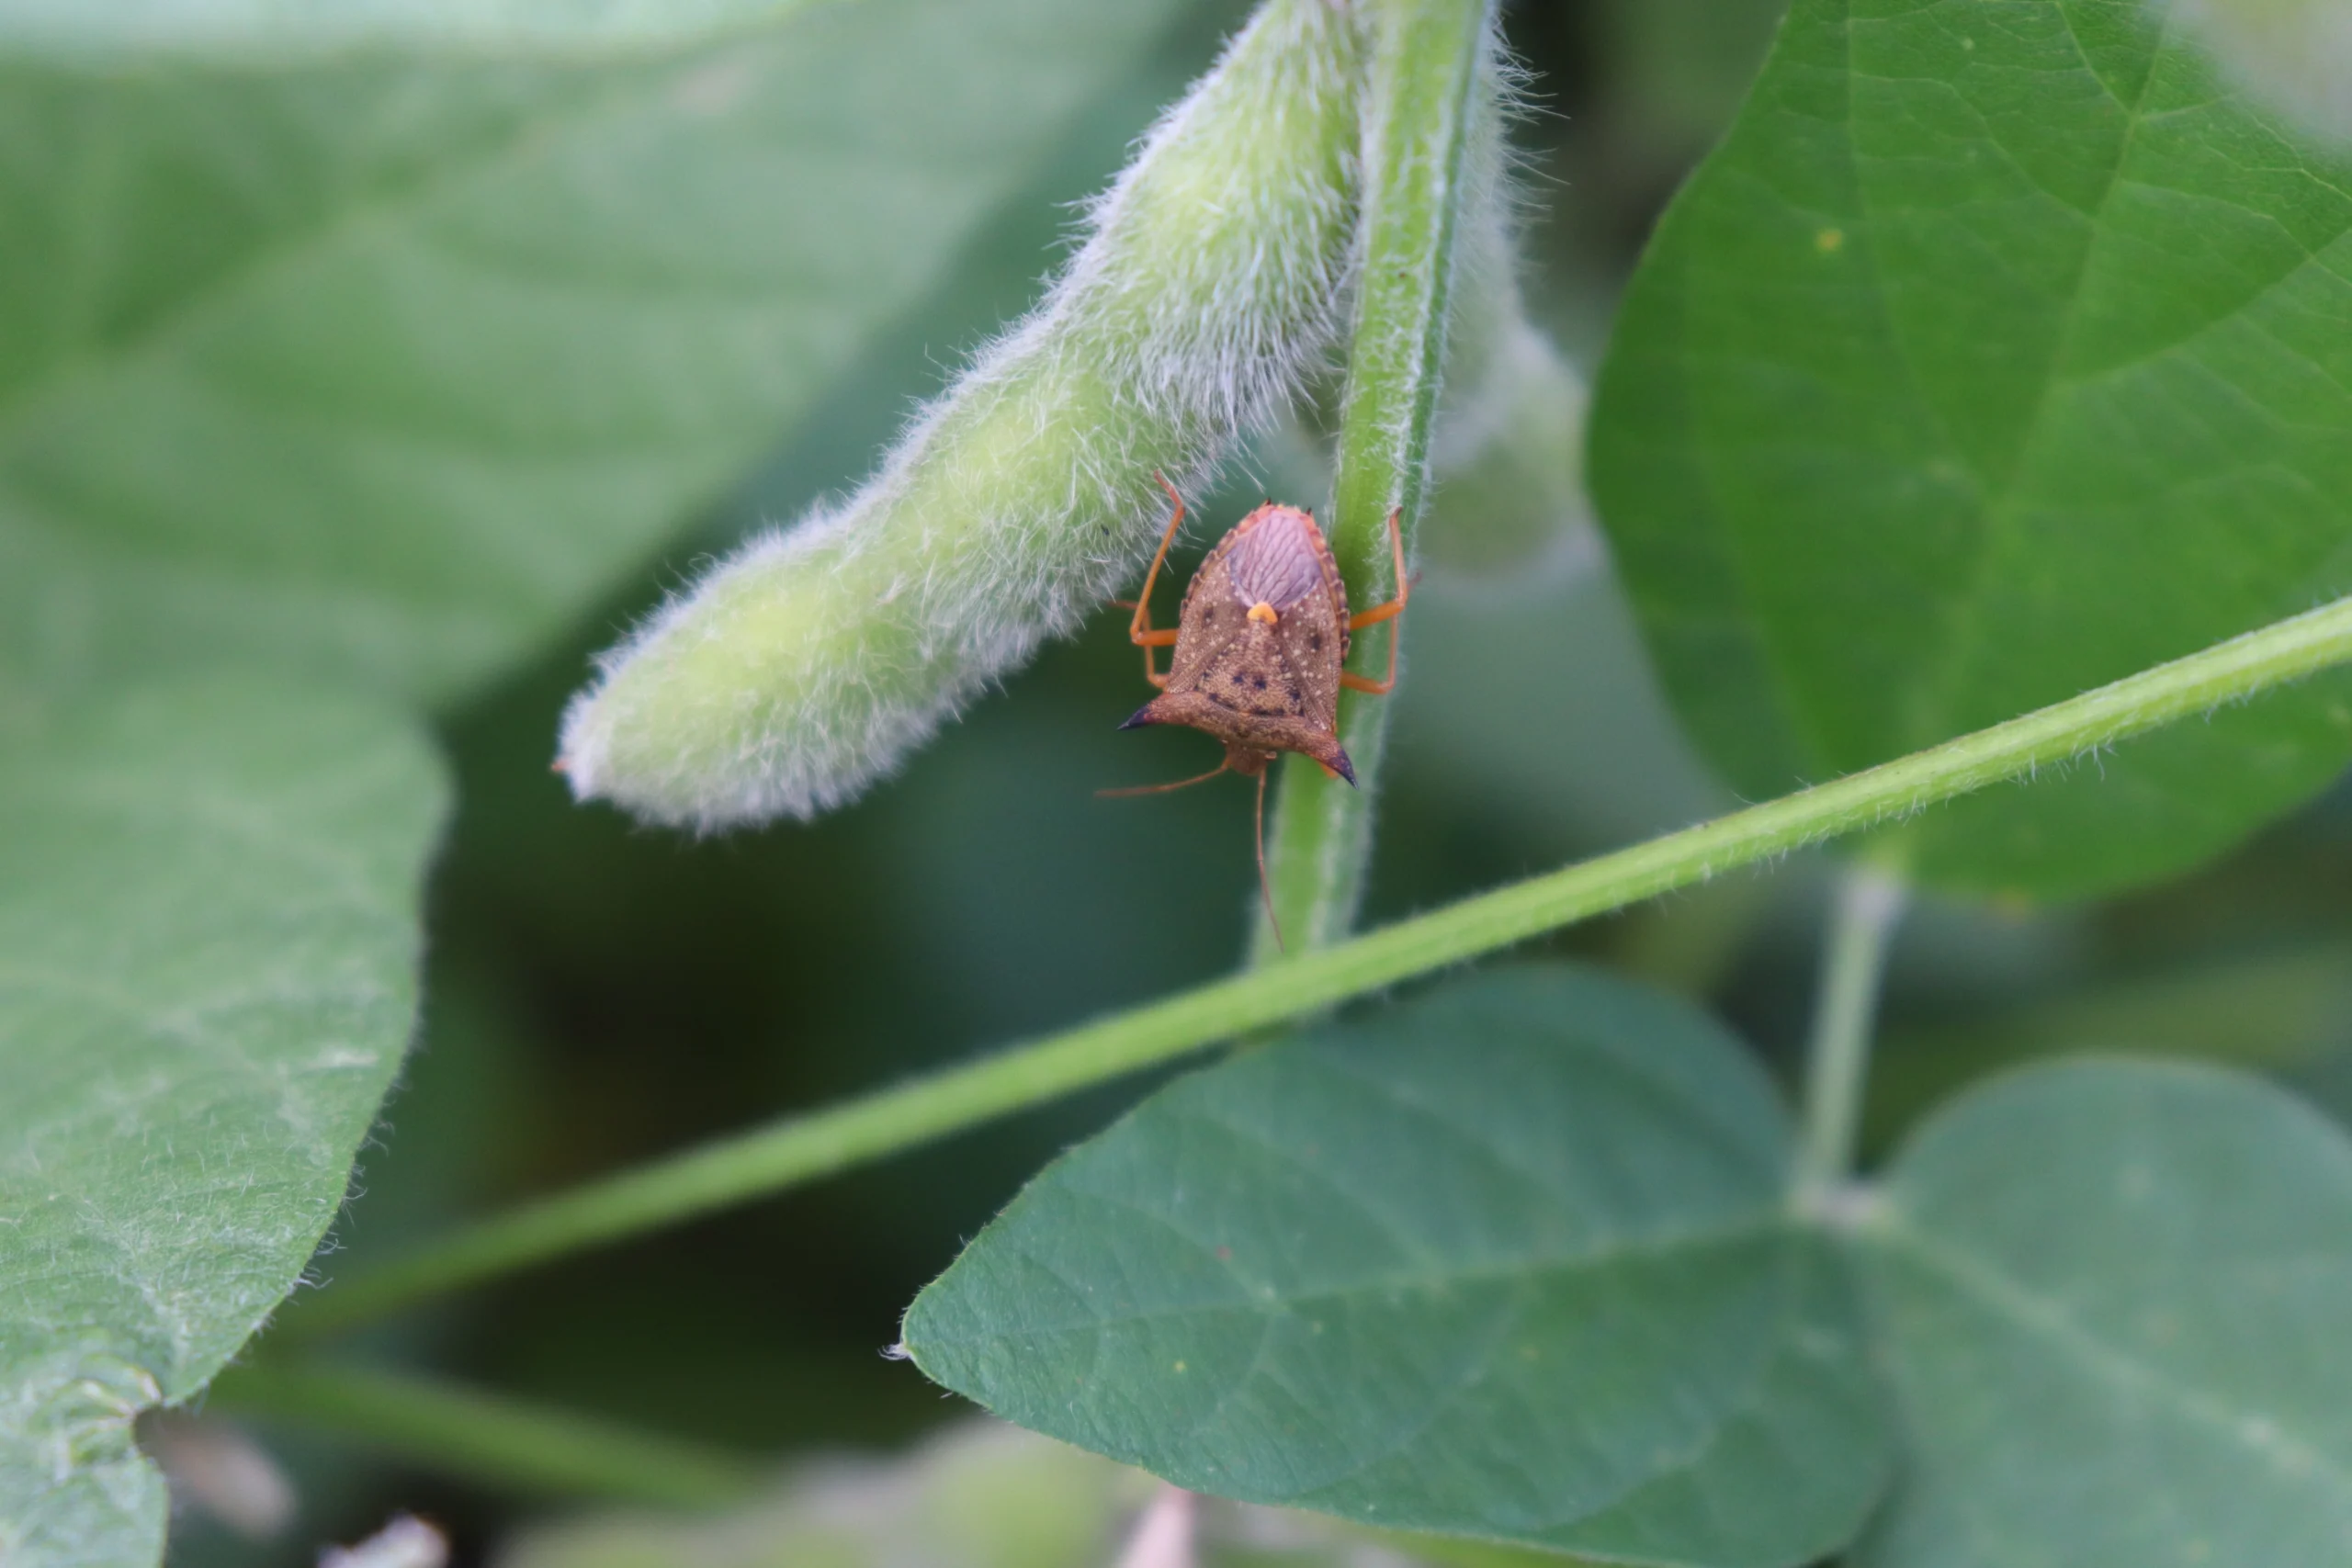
[1855,1059,2352,1566]
[0,677,446,1567]
[1587,0,2352,900]
[0,0,1193,705]
[1378,1529,1615,1568]
[903,966,1891,1566]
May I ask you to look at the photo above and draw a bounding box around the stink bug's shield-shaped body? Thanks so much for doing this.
[1110,476,1409,950]
[1124,501,1356,782]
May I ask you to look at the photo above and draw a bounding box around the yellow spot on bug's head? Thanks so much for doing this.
[1248,601,1278,625]
[1815,228,1845,254]
[1172,1360,1188,1373]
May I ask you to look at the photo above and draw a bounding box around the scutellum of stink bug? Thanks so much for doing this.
[1104,473,1408,952]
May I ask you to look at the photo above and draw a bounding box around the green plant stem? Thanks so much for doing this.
[1791,868,1906,1208]
[204,1360,760,1507]
[287,592,2352,1335]
[1253,0,1490,961]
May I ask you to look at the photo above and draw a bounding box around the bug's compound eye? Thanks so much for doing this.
[1248,601,1279,625]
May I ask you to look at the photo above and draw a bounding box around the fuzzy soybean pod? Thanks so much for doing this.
[559,0,1366,829]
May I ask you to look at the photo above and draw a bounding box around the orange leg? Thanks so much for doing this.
[1128,472,1186,687]
[1340,507,1409,695]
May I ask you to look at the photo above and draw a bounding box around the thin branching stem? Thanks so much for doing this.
[279,592,2352,1337]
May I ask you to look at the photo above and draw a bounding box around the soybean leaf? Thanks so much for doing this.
[0,678,446,1568]
[903,967,1892,1566]
[1855,1059,2352,1566]
[1587,0,2352,900]
[0,0,1192,706]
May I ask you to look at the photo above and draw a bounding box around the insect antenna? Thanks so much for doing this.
[1096,763,1228,798]
[1254,768,1284,954]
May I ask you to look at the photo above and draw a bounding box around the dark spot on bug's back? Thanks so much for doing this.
[1252,675,1267,690]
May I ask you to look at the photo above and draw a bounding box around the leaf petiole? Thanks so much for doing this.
[1792,867,1907,1210]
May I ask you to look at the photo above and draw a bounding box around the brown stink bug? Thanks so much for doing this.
[1105,473,1409,948]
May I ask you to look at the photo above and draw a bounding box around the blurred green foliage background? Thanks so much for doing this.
[156,0,2352,1559]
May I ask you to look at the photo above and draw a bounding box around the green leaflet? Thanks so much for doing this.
[1588,0,2352,899]
[0,677,446,1567]
[904,967,1892,1566]
[1855,1058,2352,1564]
[0,0,1193,706]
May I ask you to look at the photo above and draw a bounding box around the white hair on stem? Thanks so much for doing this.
[560,0,1369,829]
